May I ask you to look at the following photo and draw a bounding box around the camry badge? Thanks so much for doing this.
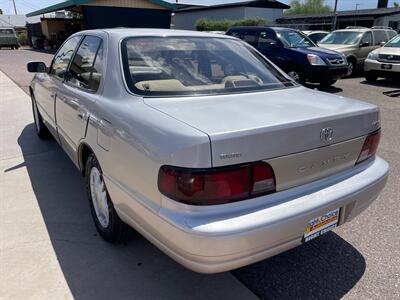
[320,128,334,143]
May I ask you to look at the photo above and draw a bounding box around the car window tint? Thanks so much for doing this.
[373,30,388,45]
[122,37,295,97]
[388,31,397,39]
[361,32,373,45]
[50,36,81,79]
[67,35,103,91]
[258,31,278,49]
[241,31,258,47]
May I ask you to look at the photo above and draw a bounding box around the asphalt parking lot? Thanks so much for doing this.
[1,49,399,300]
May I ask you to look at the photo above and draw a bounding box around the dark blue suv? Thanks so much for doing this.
[226,26,349,86]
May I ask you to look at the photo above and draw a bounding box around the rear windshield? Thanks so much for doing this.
[319,31,362,45]
[121,37,295,97]
[385,35,400,48]
[0,29,14,35]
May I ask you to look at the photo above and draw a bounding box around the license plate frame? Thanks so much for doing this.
[381,64,393,70]
[303,208,340,243]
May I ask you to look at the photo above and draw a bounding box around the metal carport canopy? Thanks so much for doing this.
[26,0,176,17]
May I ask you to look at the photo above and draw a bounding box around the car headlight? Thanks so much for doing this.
[367,52,378,60]
[307,54,327,66]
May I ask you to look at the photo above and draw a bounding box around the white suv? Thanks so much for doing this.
[365,34,400,81]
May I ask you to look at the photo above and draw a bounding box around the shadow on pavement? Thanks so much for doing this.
[12,124,254,300]
[232,231,366,300]
[360,78,400,89]
[306,84,343,94]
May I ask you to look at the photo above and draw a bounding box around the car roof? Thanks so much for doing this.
[72,28,236,40]
[228,26,298,32]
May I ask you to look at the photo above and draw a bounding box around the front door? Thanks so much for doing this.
[56,35,104,158]
[34,35,82,136]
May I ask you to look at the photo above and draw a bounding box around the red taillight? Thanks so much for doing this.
[158,162,276,205]
[356,129,381,164]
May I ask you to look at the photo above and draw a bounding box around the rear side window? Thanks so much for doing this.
[373,30,389,45]
[67,35,103,92]
[388,30,397,39]
[241,31,258,47]
[361,32,373,45]
[258,30,279,49]
[51,36,81,79]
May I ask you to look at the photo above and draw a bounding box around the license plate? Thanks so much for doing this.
[303,208,340,243]
[381,64,393,70]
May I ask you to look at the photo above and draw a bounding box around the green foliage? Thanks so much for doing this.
[196,17,269,32]
[285,0,332,15]
[394,2,399,7]
[0,8,3,14]
[17,32,28,46]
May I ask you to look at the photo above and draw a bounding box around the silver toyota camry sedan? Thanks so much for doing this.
[27,29,389,273]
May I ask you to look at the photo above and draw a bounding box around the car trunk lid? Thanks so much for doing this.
[144,86,379,190]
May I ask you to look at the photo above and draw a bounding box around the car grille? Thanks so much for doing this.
[378,54,400,63]
[327,58,346,66]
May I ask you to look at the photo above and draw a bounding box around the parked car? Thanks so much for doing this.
[318,26,397,76]
[226,26,349,86]
[0,28,20,49]
[364,34,400,81]
[27,29,388,274]
[303,30,329,44]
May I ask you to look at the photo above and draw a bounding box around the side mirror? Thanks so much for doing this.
[359,42,370,48]
[27,62,47,73]
[380,41,386,47]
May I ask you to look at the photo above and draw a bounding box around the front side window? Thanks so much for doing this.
[50,36,81,79]
[121,37,295,97]
[373,30,389,45]
[67,35,103,91]
[277,31,315,48]
[319,31,362,45]
[361,32,373,46]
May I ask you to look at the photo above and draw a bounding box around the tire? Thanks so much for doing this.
[346,59,356,77]
[85,154,127,243]
[31,93,51,139]
[365,72,378,82]
[320,79,337,87]
[287,69,305,85]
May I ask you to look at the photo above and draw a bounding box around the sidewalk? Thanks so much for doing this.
[0,70,257,300]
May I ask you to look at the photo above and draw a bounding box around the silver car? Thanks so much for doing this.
[27,29,389,273]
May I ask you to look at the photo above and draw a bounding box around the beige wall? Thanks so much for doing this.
[83,0,168,10]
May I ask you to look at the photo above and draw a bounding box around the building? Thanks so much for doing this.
[277,7,400,31]
[174,0,290,31]
[25,0,191,47]
[0,14,41,33]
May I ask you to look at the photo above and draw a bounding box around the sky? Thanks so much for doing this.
[0,0,399,15]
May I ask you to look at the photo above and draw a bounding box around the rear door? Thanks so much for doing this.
[257,29,287,68]
[34,35,82,135]
[56,35,104,158]
[359,31,374,62]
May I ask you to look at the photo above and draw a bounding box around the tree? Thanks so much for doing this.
[285,0,332,15]
[394,2,399,7]
[0,8,3,14]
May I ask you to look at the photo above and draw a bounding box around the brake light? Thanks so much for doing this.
[158,162,276,205]
[356,129,381,164]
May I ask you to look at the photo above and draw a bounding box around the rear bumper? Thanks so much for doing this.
[365,58,400,76]
[110,156,388,273]
[306,65,349,82]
